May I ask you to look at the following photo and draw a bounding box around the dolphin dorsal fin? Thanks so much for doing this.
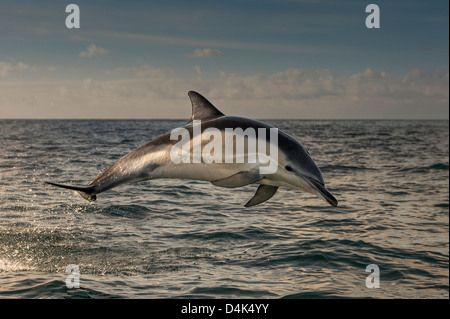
[187,91,224,124]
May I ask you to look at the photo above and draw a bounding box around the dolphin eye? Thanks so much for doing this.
[285,165,293,172]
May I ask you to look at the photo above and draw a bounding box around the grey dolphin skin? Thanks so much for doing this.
[46,91,338,207]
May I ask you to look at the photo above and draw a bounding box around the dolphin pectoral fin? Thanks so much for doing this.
[211,171,262,188]
[45,182,97,202]
[245,185,279,207]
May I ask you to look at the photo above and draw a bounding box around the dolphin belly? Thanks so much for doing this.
[156,162,257,182]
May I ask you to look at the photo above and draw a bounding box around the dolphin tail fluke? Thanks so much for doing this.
[45,182,97,202]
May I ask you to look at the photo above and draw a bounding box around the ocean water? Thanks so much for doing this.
[0,119,448,299]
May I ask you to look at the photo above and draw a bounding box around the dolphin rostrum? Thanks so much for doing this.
[46,91,338,207]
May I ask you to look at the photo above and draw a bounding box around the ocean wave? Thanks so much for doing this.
[320,164,377,172]
[395,163,449,173]
[0,277,120,299]
[180,285,278,298]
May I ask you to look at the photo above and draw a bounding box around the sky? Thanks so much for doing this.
[0,0,448,119]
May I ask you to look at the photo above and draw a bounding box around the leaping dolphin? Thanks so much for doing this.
[46,91,338,207]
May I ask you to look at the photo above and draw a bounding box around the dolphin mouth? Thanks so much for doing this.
[304,177,338,207]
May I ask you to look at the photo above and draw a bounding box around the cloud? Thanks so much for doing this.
[186,48,225,58]
[99,30,348,55]
[0,62,14,77]
[105,64,173,78]
[79,44,109,58]
[0,61,37,77]
[193,66,203,75]
[133,65,173,78]
[0,67,447,119]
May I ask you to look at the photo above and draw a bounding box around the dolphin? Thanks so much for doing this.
[46,91,338,207]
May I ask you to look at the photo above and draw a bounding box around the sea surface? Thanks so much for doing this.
[0,119,448,299]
